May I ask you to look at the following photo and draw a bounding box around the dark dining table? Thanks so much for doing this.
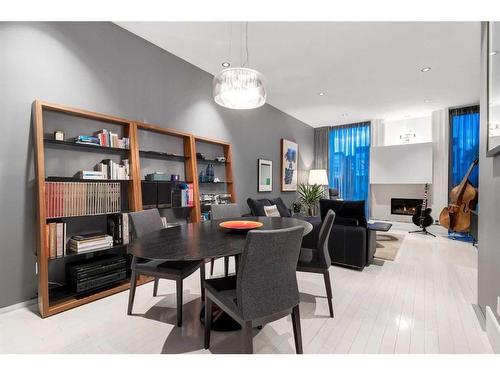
[127,216,313,261]
[127,216,313,330]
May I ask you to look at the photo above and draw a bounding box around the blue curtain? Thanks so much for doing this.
[450,107,479,189]
[328,122,371,206]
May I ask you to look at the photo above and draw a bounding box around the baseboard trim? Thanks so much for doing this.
[485,305,500,353]
[0,298,37,315]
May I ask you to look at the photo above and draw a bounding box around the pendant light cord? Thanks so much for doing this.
[242,21,249,68]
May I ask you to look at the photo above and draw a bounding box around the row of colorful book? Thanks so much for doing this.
[45,182,122,219]
[75,128,129,149]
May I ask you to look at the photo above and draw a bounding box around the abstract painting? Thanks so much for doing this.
[281,139,298,191]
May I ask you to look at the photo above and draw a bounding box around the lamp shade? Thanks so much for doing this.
[213,67,266,110]
[308,169,329,186]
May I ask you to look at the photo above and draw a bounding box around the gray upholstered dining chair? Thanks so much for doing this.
[127,209,205,327]
[210,203,240,276]
[204,226,305,354]
[296,209,336,317]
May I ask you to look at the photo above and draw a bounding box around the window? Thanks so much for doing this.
[449,106,479,190]
[328,122,371,206]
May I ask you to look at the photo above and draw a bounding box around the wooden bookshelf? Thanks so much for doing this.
[194,136,237,218]
[33,100,235,317]
[33,100,143,318]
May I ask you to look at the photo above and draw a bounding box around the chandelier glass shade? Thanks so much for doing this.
[213,67,267,110]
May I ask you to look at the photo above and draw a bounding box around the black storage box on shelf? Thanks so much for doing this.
[141,181,173,209]
[141,181,158,209]
[157,182,173,208]
[66,254,127,294]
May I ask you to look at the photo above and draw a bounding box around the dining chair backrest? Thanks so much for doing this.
[211,203,240,220]
[316,209,335,268]
[236,226,304,321]
[129,209,164,238]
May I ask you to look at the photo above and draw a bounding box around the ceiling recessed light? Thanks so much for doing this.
[424,99,431,103]
[221,62,230,67]
[421,67,432,72]
[404,115,411,118]
[318,92,325,96]
[490,51,498,56]
[341,113,348,117]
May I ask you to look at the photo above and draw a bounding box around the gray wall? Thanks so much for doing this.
[478,23,500,322]
[0,22,314,308]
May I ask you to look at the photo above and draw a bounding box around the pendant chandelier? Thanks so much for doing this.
[213,23,267,110]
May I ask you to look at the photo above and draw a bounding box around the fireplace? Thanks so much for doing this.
[391,198,423,216]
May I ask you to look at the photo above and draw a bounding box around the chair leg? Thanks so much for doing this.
[200,263,205,301]
[176,278,183,327]
[153,278,159,297]
[210,258,215,276]
[224,256,229,276]
[234,255,240,275]
[291,305,303,354]
[323,270,334,318]
[204,295,213,349]
[127,270,138,315]
[127,258,138,315]
[242,321,253,354]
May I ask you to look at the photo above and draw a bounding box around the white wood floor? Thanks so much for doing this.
[0,223,492,354]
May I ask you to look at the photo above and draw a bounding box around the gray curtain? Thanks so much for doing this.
[314,127,330,170]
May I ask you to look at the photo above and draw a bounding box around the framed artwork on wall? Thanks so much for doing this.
[258,159,273,192]
[281,138,298,191]
[488,21,500,157]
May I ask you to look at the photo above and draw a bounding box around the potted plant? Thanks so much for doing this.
[298,183,325,216]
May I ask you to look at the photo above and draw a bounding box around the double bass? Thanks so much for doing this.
[439,159,478,232]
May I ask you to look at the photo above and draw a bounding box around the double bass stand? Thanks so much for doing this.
[409,226,436,237]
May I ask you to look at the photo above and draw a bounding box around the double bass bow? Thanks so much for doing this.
[439,158,478,232]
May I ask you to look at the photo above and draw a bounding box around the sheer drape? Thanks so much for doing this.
[328,122,371,204]
[449,106,480,189]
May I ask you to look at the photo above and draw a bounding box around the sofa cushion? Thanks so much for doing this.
[247,198,272,216]
[319,199,367,227]
[269,197,291,217]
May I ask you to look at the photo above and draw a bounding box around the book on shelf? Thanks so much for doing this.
[107,213,130,246]
[45,181,122,218]
[45,222,67,259]
[76,170,105,180]
[93,129,129,149]
[68,233,114,254]
[97,159,130,180]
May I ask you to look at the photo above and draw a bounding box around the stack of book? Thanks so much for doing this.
[45,181,122,218]
[46,222,67,259]
[68,233,114,254]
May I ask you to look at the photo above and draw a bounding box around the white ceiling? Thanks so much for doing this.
[116,22,480,127]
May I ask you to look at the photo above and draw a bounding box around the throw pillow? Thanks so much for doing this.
[269,197,291,217]
[247,198,271,216]
[263,204,281,217]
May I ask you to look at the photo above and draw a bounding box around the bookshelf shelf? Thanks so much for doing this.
[46,211,130,221]
[44,139,129,154]
[197,158,228,165]
[199,181,231,184]
[48,244,127,262]
[46,176,130,183]
[139,150,186,162]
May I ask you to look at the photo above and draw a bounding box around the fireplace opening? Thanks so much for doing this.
[391,198,423,216]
